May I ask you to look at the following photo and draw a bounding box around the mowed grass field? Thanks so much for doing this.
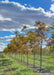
[9,53,54,73]
[0,54,40,75]
[0,53,54,75]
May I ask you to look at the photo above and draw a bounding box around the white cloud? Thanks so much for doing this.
[1,0,25,10]
[2,0,9,3]
[0,42,6,52]
[0,47,4,52]
[0,15,12,21]
[52,0,54,2]
[0,27,25,34]
[1,28,22,33]
[0,35,15,52]
[2,28,16,31]
[50,4,54,12]
[1,0,54,17]
[23,24,37,29]
[0,34,15,52]
[3,35,15,39]
[0,0,52,52]
[0,43,5,46]
[42,45,46,48]
[0,0,54,30]
[6,39,12,41]
[24,4,27,6]
[0,35,15,42]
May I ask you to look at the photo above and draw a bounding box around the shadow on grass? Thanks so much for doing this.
[0,54,5,58]
[20,68,31,72]
[4,67,18,72]
[45,66,54,73]
[0,54,19,73]
[0,59,13,67]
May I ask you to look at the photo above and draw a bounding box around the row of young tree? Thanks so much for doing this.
[3,21,54,54]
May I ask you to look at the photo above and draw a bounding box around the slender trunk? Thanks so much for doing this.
[19,52,20,59]
[34,52,35,67]
[23,54,24,62]
[40,41,42,72]
[21,53,22,62]
[49,45,51,55]
[27,52,28,67]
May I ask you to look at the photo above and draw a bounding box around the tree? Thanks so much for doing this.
[47,22,54,53]
[34,21,47,71]
[50,22,54,29]
[15,31,18,37]
[15,31,18,42]
[22,26,27,31]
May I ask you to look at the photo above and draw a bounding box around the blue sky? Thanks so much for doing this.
[1,0,54,12]
[10,0,51,11]
[7,0,54,11]
[0,0,54,51]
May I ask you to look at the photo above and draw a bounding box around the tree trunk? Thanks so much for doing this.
[40,41,42,72]
[34,52,35,67]
[21,53,22,62]
[27,52,28,67]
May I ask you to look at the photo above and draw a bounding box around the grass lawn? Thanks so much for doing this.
[0,54,40,75]
[10,53,54,73]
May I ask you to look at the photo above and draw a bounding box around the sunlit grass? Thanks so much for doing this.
[10,53,54,73]
[0,54,40,75]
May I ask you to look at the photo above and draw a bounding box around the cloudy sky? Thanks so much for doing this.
[0,0,54,52]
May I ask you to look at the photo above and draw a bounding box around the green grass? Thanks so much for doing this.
[0,54,40,75]
[10,53,54,73]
